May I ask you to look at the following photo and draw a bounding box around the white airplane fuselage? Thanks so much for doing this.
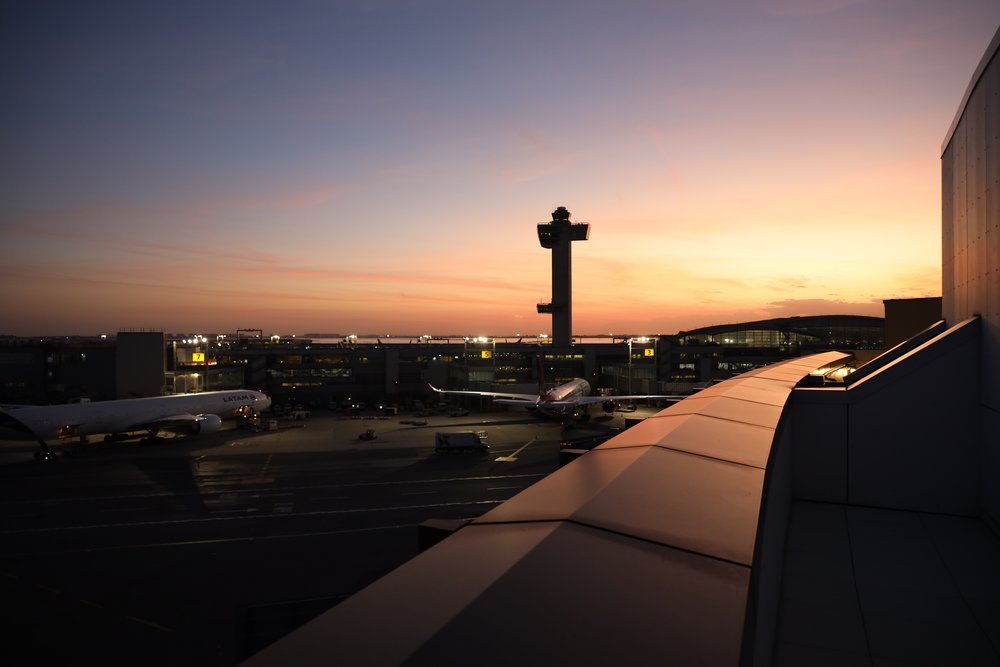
[539,379,591,405]
[0,390,271,441]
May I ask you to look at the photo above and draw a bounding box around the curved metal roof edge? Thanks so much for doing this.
[239,352,852,666]
[942,24,1000,156]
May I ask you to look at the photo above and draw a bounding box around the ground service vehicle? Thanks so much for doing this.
[434,432,488,454]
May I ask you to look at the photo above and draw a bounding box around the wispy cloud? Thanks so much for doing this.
[2,180,351,229]
[232,263,541,294]
[5,226,280,264]
[765,276,812,292]
[762,297,883,318]
[760,0,868,18]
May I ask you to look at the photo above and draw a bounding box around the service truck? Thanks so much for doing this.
[434,431,488,454]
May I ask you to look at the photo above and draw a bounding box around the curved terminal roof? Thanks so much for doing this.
[244,351,850,666]
[677,314,883,337]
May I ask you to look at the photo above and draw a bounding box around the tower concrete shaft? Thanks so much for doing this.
[536,206,590,346]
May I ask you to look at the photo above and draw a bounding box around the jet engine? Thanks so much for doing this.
[602,400,617,414]
[191,414,223,434]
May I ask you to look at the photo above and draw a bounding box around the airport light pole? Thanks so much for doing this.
[654,336,660,390]
[627,337,633,394]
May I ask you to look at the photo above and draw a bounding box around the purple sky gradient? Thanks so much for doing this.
[2,0,998,336]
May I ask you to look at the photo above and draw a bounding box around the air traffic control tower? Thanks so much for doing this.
[536,206,589,346]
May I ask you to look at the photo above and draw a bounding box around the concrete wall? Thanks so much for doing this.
[746,418,795,667]
[883,297,942,349]
[116,332,166,398]
[384,349,399,397]
[791,388,848,504]
[942,25,1000,529]
[846,319,980,515]
[791,318,981,515]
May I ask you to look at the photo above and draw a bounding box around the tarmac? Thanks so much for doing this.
[0,405,655,666]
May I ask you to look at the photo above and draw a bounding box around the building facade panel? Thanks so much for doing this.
[970,91,989,318]
[952,117,968,322]
[116,332,165,398]
[846,320,980,515]
[943,139,956,315]
[986,53,1000,414]
[942,26,1000,527]
[790,390,848,504]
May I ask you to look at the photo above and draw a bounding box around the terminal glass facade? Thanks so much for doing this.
[678,329,817,350]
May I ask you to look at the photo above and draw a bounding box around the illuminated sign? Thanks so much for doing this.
[643,349,655,357]
[192,352,205,362]
[481,350,493,359]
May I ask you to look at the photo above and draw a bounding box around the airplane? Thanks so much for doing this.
[0,389,271,462]
[427,378,686,417]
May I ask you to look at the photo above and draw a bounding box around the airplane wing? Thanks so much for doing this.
[120,413,224,435]
[571,395,688,406]
[492,399,542,407]
[122,413,199,431]
[427,384,540,402]
[0,409,40,437]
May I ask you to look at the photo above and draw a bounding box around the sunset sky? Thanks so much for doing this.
[2,1,998,337]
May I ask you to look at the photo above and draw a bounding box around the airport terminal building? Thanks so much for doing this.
[1,315,884,409]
